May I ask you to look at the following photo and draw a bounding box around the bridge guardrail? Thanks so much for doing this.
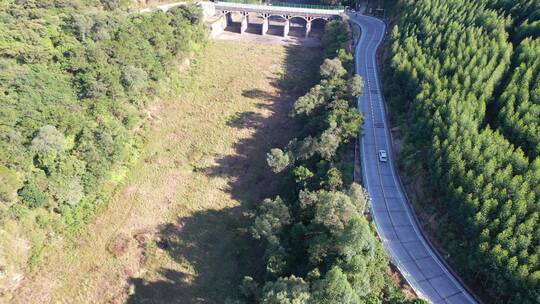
[216,0,344,10]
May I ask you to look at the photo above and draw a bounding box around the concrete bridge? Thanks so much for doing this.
[140,2,343,38]
[212,2,343,37]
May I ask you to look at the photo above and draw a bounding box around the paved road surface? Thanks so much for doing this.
[349,13,478,304]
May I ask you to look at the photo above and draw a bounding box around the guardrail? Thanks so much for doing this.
[217,0,344,10]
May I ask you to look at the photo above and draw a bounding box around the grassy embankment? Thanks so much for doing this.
[8,41,322,303]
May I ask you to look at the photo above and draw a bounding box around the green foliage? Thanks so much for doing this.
[321,20,351,58]
[311,266,358,304]
[293,166,314,185]
[243,18,408,304]
[19,182,48,209]
[267,148,291,173]
[292,85,326,116]
[385,0,540,302]
[320,58,347,79]
[322,167,343,191]
[497,38,540,158]
[347,183,368,214]
[488,0,540,41]
[0,166,22,204]
[0,2,207,228]
[348,75,363,98]
[261,276,311,304]
[252,197,291,246]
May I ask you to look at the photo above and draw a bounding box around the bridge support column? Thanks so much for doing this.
[261,16,269,35]
[305,19,312,38]
[222,13,228,29]
[225,12,233,27]
[211,13,228,38]
[240,12,248,34]
[283,18,290,37]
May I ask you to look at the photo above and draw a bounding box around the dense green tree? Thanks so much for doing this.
[261,276,311,304]
[311,267,358,304]
[19,181,48,209]
[244,18,406,304]
[252,197,291,246]
[0,0,207,242]
[497,38,540,158]
[488,0,540,41]
[321,20,351,58]
[320,58,347,79]
[267,148,291,173]
[385,0,540,301]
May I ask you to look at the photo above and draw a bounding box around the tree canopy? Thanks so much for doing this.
[385,0,540,302]
[0,0,207,284]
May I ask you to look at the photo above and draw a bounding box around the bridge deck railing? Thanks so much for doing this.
[216,0,344,11]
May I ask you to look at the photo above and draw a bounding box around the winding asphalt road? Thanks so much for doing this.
[349,14,478,304]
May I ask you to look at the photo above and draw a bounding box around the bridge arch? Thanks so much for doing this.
[310,17,328,36]
[288,16,308,37]
[212,3,342,38]
[267,14,288,21]
[288,15,308,22]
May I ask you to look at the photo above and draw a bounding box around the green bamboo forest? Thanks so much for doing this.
[385,0,540,302]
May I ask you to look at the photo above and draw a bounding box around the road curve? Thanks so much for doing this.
[349,14,478,304]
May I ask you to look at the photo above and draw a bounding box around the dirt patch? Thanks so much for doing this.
[107,234,132,258]
[388,264,417,299]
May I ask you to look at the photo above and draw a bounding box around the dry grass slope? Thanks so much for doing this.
[8,40,322,304]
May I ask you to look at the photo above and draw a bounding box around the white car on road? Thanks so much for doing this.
[378,150,387,162]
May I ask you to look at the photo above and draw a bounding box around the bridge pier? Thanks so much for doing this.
[305,19,312,38]
[222,13,229,29]
[226,12,233,27]
[240,12,248,34]
[261,14,269,35]
[283,18,290,37]
[210,12,228,38]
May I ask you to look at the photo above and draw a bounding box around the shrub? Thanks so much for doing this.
[19,182,48,209]
[30,125,66,155]
[0,166,22,204]
[267,148,291,173]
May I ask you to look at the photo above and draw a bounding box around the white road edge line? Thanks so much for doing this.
[349,13,478,304]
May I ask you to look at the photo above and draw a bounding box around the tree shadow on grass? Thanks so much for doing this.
[126,44,323,304]
[127,209,263,304]
[242,88,276,100]
[226,111,267,129]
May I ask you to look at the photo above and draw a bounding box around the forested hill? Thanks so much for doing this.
[384,0,540,303]
[0,0,206,289]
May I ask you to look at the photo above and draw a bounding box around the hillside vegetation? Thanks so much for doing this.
[385,0,540,302]
[238,19,422,304]
[0,0,206,294]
